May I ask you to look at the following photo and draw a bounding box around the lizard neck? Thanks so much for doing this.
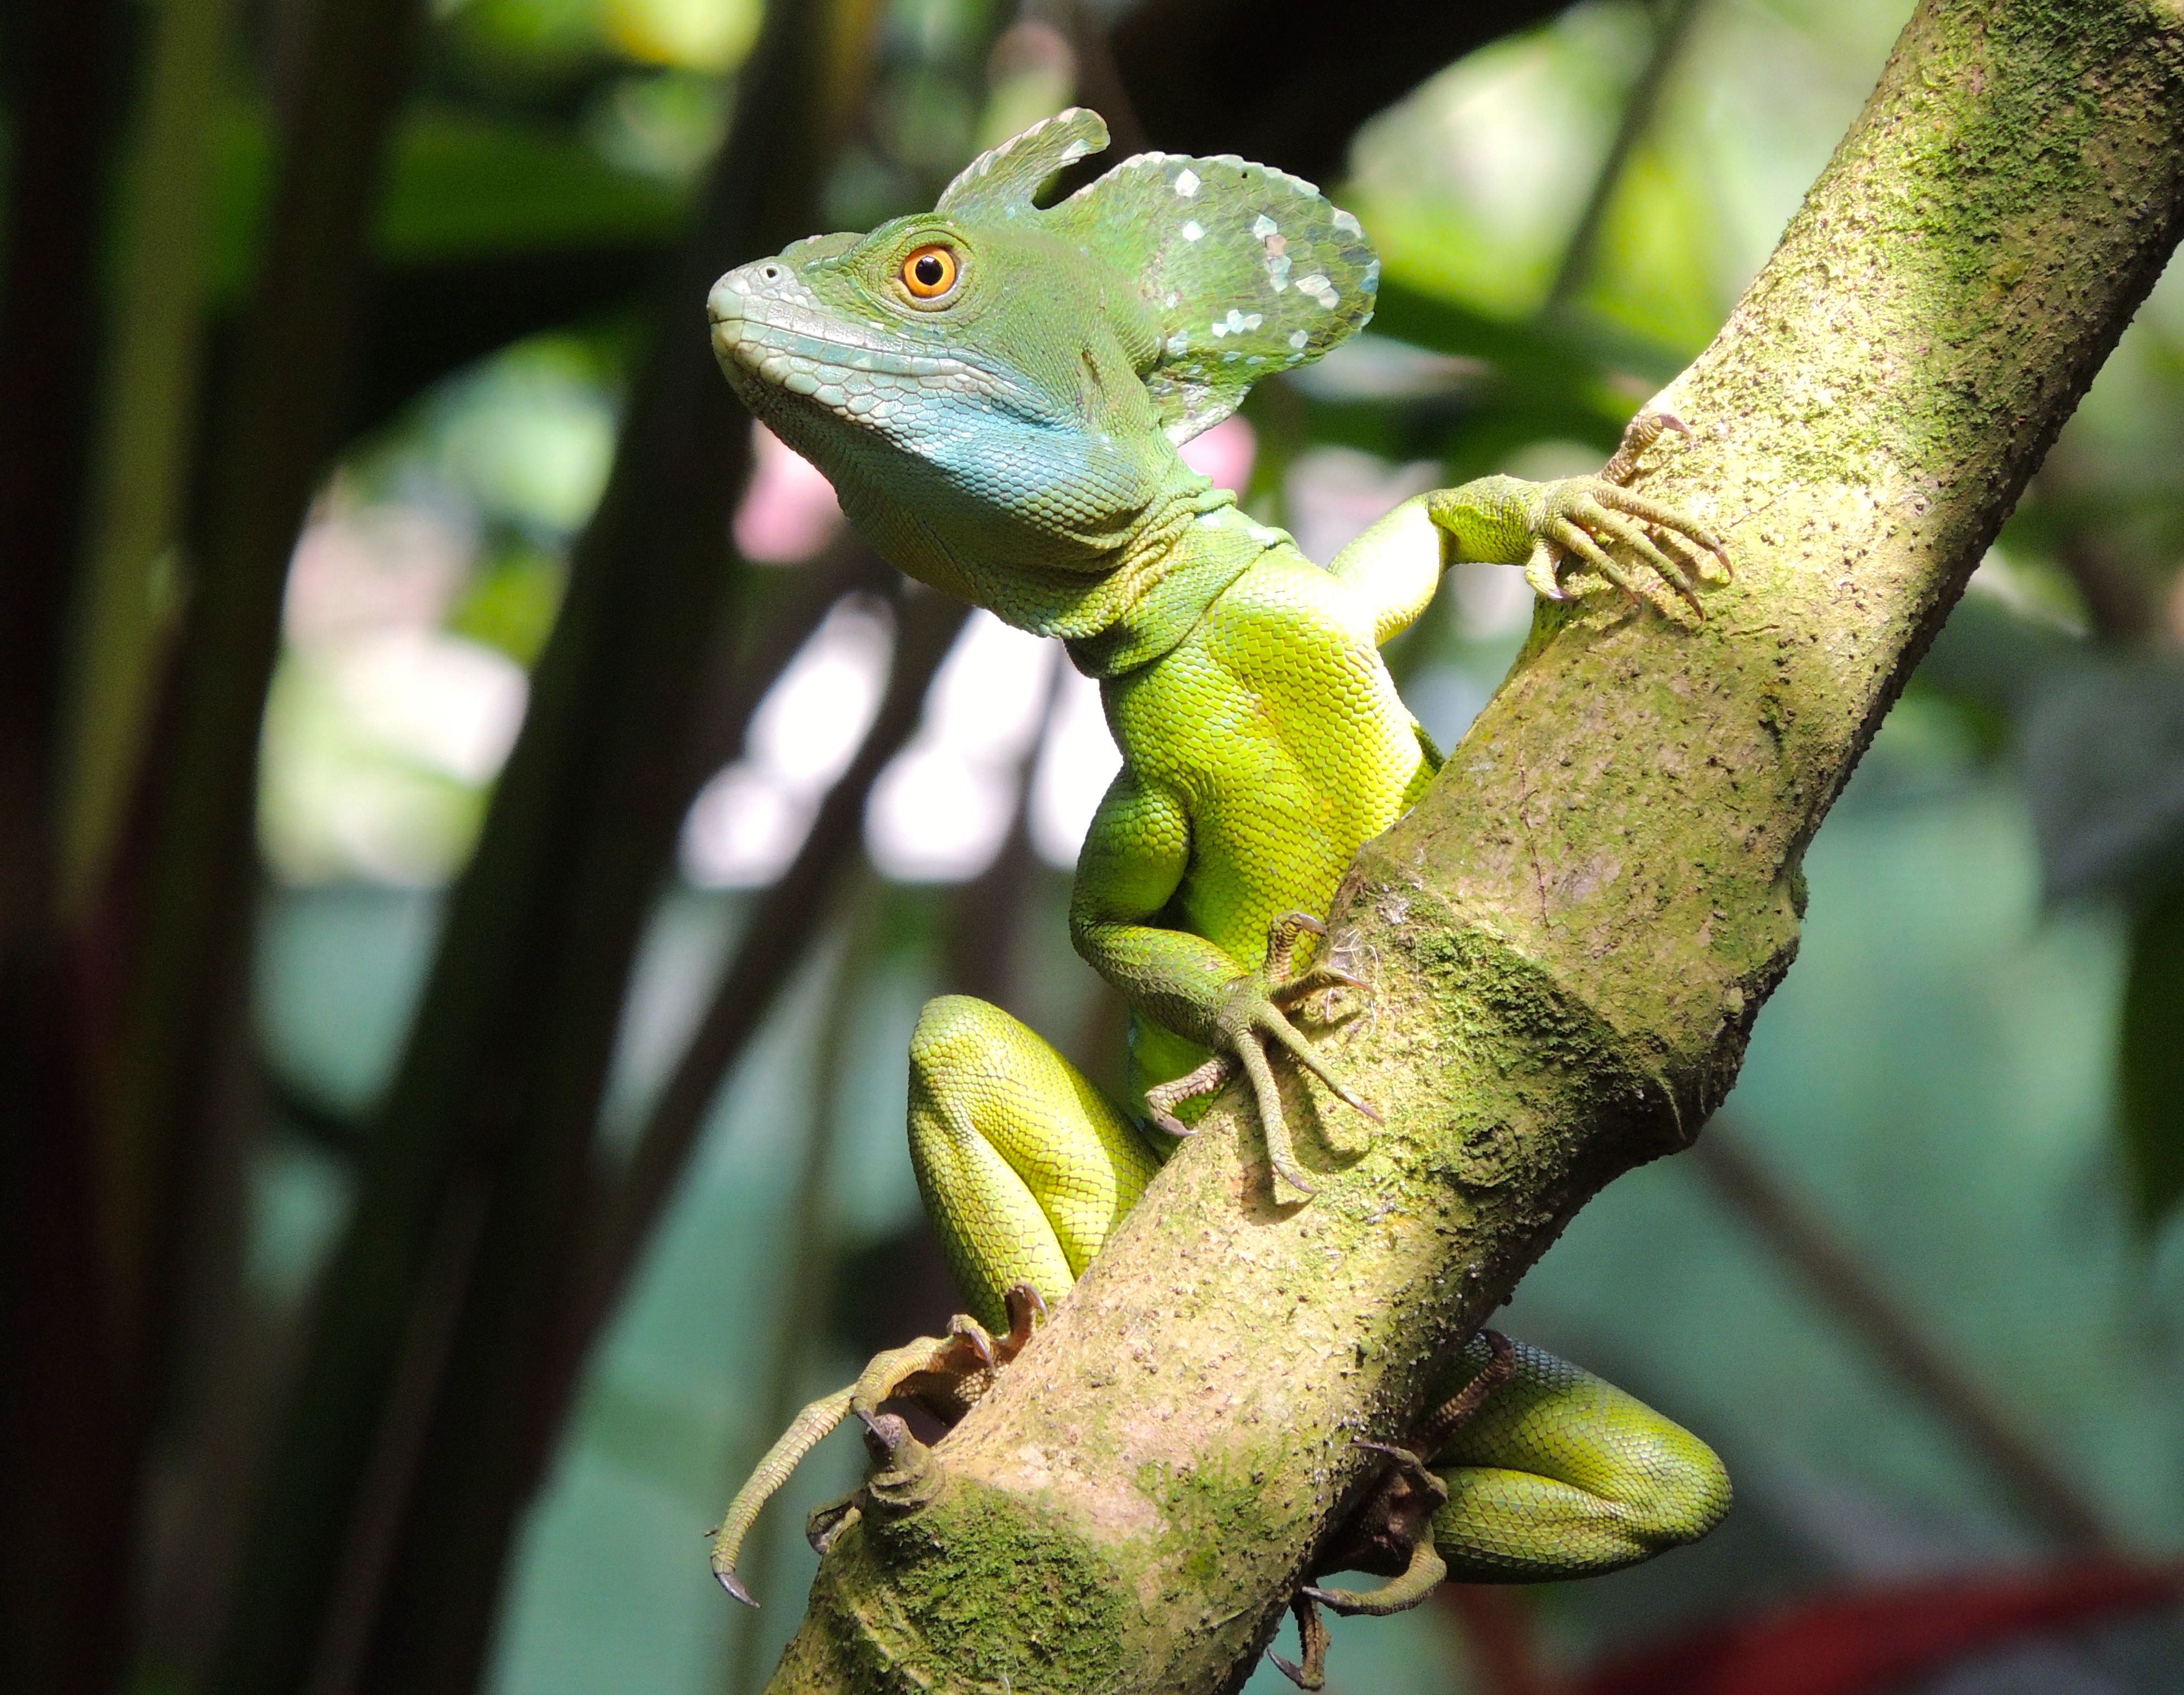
[1060,480,1287,680]
[836,438,1285,676]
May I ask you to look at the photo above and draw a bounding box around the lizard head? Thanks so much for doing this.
[707,109,1379,619]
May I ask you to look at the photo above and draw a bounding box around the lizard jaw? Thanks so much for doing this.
[706,260,1036,437]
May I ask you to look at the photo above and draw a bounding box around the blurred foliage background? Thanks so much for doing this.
[8,0,2184,1692]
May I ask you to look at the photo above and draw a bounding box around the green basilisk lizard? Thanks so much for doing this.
[703,109,1731,1675]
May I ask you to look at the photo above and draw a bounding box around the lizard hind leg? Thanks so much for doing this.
[907,994,1159,1334]
[1427,1334,1732,1582]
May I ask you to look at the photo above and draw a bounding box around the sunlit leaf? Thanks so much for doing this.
[603,0,760,72]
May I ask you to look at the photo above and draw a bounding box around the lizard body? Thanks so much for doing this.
[704,109,1730,1649]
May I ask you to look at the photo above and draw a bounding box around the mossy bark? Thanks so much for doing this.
[768,3,2184,1689]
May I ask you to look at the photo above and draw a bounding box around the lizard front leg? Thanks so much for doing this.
[1325,410,1729,641]
[1074,774,1379,1201]
[1430,412,1730,611]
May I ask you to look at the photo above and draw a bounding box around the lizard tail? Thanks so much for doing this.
[709,1386,854,1605]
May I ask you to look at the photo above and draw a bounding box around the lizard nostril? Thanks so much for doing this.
[759,263,782,281]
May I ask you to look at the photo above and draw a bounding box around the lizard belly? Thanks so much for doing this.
[1115,552,1425,962]
[1109,551,1428,1094]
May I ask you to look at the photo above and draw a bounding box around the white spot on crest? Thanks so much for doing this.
[1180,220,1205,241]
[1252,215,1278,239]
[1332,209,1363,237]
[1289,329,1309,349]
[1174,169,1200,197]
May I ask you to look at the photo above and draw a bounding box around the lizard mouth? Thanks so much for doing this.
[706,261,1046,429]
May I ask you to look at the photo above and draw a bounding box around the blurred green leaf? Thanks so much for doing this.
[2121,877,2184,1229]
[380,106,686,260]
[1278,279,1687,477]
[449,544,568,664]
[213,101,685,301]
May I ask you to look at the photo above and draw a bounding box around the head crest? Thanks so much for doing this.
[940,111,1379,443]
[937,108,1110,222]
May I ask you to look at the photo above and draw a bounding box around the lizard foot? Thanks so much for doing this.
[1301,1441,1450,1617]
[708,1282,1046,1604]
[1485,412,1730,614]
[1268,1331,1517,1683]
[1152,913,1377,1201]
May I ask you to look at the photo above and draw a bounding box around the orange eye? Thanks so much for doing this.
[901,244,959,299]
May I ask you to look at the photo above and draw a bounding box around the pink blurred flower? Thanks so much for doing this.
[1179,413,1256,495]
[734,424,844,562]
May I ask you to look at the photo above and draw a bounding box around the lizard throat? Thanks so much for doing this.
[1059,488,1284,678]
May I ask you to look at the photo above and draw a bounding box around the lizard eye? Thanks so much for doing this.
[900,244,959,300]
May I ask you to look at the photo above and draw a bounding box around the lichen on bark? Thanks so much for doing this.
[766,4,2184,1690]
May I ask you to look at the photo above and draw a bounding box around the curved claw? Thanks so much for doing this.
[1524,537,1567,601]
[1600,410,1690,485]
[1651,522,1731,586]
[998,1280,1047,1360]
[947,1313,997,1371]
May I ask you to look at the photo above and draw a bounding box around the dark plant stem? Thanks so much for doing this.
[113,0,430,1393]
[0,3,141,1691]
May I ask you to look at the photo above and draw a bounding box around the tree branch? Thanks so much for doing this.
[764,3,2184,1689]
